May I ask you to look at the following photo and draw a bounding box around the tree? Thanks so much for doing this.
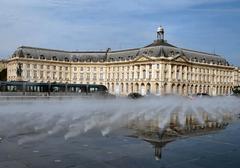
[232,86,240,95]
[0,68,7,81]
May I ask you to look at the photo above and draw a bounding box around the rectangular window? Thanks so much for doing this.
[59,72,62,79]
[156,71,159,79]
[40,71,43,78]
[80,73,84,80]
[93,73,97,80]
[100,73,103,80]
[27,70,30,78]
[73,73,77,80]
[86,73,90,80]
[33,70,37,78]
[65,73,69,80]
[53,72,56,80]
[149,72,152,79]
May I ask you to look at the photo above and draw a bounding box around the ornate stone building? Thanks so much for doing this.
[6,27,240,96]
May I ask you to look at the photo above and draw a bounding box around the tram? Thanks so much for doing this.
[0,81,108,96]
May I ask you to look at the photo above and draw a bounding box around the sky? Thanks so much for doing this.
[0,0,240,66]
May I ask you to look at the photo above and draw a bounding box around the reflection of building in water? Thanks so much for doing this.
[129,113,231,160]
[6,27,240,96]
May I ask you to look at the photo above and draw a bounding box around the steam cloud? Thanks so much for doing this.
[0,96,239,144]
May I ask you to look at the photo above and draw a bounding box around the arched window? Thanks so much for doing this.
[52,56,57,61]
[73,58,78,62]
[27,54,32,58]
[40,55,45,59]
[65,57,69,62]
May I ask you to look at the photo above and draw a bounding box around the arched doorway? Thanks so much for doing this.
[182,84,186,95]
[177,84,181,95]
[207,85,210,94]
[135,83,139,93]
[171,84,175,94]
[203,85,206,93]
[121,83,124,94]
[216,86,219,95]
[111,83,114,93]
[163,83,167,95]
[107,83,110,91]
[115,83,120,95]
[126,83,129,93]
[131,83,133,93]
[190,85,194,94]
[155,83,160,95]
[199,85,202,93]
[141,83,145,95]
[219,86,222,95]
[146,83,151,95]
[195,85,198,94]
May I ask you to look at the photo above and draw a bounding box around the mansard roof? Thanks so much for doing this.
[11,40,230,66]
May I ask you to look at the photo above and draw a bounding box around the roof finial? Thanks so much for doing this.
[157,26,164,41]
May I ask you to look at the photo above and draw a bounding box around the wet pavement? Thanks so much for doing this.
[0,121,240,168]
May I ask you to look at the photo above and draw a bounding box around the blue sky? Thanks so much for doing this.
[0,0,240,65]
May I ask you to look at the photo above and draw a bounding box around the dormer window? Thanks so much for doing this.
[27,54,32,58]
[52,56,57,61]
[64,57,69,62]
[169,51,174,56]
[40,55,45,59]
[73,58,78,62]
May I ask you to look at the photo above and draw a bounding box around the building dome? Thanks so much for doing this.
[157,26,164,33]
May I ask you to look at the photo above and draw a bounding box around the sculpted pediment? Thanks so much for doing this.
[172,55,189,63]
[134,55,153,62]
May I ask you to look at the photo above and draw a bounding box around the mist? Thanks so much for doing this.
[0,96,239,145]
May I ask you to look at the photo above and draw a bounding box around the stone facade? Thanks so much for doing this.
[6,28,240,96]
